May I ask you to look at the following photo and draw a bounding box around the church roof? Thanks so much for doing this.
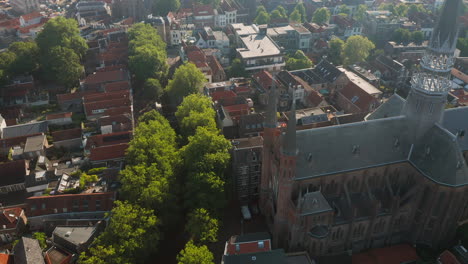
[295,116,412,180]
[365,94,405,121]
[294,112,468,186]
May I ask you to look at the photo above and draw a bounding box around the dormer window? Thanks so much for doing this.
[352,145,360,155]
[235,244,240,252]
[394,138,400,148]
[459,130,465,138]
[258,241,264,249]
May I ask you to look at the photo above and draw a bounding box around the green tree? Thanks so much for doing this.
[378,3,395,13]
[394,4,409,17]
[393,28,411,44]
[354,4,367,22]
[312,7,330,24]
[289,9,302,23]
[294,3,307,22]
[343,35,375,65]
[128,23,166,53]
[32,232,47,250]
[328,37,345,65]
[166,63,206,105]
[338,4,350,15]
[176,94,217,139]
[275,5,287,18]
[9,41,39,74]
[286,50,313,70]
[36,17,88,59]
[129,45,168,82]
[79,173,98,187]
[120,110,179,211]
[185,171,226,213]
[229,58,246,78]
[186,208,219,243]
[411,31,424,44]
[408,4,428,17]
[458,38,468,57]
[153,0,180,16]
[199,0,220,7]
[177,240,214,264]
[143,78,163,101]
[254,11,270,24]
[0,51,16,82]
[79,201,160,264]
[271,10,284,20]
[256,5,267,16]
[41,46,83,87]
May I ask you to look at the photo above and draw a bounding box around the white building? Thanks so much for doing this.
[10,0,39,14]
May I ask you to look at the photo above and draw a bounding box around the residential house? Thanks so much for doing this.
[2,121,48,139]
[23,134,48,159]
[84,131,132,154]
[371,54,408,88]
[98,114,133,134]
[44,247,72,264]
[216,0,238,27]
[146,15,167,42]
[195,27,230,55]
[348,64,380,88]
[236,27,285,73]
[332,15,362,38]
[193,5,215,28]
[312,59,348,94]
[19,12,42,27]
[186,46,226,83]
[238,113,265,138]
[56,90,100,112]
[364,11,403,45]
[1,81,49,107]
[46,112,73,126]
[52,225,102,254]
[290,68,329,94]
[17,12,48,39]
[14,237,45,264]
[83,89,132,120]
[111,0,152,21]
[26,192,115,217]
[266,23,312,52]
[277,70,328,108]
[303,22,330,41]
[0,133,41,157]
[224,233,272,256]
[81,69,129,91]
[207,54,226,82]
[384,41,428,60]
[230,136,263,202]
[89,143,128,168]
[76,1,111,25]
[52,128,83,151]
[0,207,27,243]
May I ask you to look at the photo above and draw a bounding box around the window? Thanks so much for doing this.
[42,203,46,209]
[72,200,79,211]
[235,244,240,252]
[96,200,101,210]
[31,204,37,211]
[258,241,264,248]
[63,208,67,213]
[83,200,89,210]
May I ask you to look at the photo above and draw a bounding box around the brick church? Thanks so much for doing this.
[260,0,468,256]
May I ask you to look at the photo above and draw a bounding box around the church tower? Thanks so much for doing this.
[274,99,298,248]
[260,77,278,216]
[401,0,461,138]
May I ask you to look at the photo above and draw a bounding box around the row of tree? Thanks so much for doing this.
[254,3,307,24]
[378,3,431,18]
[0,17,87,88]
[392,28,425,45]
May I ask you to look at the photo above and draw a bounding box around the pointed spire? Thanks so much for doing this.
[283,98,297,156]
[430,0,461,53]
[264,75,277,129]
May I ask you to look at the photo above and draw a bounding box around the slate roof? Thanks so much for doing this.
[299,191,333,216]
[295,116,412,180]
[14,237,45,264]
[365,94,405,121]
[442,107,468,151]
[2,121,48,139]
[313,60,342,83]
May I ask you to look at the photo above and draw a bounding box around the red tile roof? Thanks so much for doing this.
[307,89,325,106]
[84,98,131,117]
[83,89,130,103]
[211,90,236,101]
[20,11,43,22]
[0,253,13,264]
[103,106,132,116]
[56,90,99,104]
[99,114,132,127]
[352,244,419,264]
[340,82,378,111]
[438,250,461,264]
[207,55,225,76]
[51,128,82,142]
[83,70,126,85]
[104,81,130,92]
[225,237,271,255]
[223,104,250,118]
[0,207,22,229]
[0,18,20,30]
[85,131,132,150]
[89,143,128,161]
[46,112,72,120]
[18,17,48,34]
[0,133,40,151]
[96,64,127,73]
[452,68,468,84]
[193,5,215,16]
[253,70,280,91]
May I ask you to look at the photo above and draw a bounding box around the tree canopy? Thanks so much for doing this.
[8,41,39,75]
[186,208,219,243]
[294,3,307,22]
[312,7,330,24]
[166,63,206,105]
[354,4,367,22]
[254,10,270,24]
[176,94,217,139]
[342,35,375,65]
[36,17,88,59]
[128,23,168,82]
[177,240,214,264]
[289,9,302,23]
[79,201,160,264]
[41,46,83,87]
[275,5,287,18]
[229,58,247,78]
[458,38,468,57]
[286,50,313,71]
[143,78,164,102]
[328,38,345,65]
